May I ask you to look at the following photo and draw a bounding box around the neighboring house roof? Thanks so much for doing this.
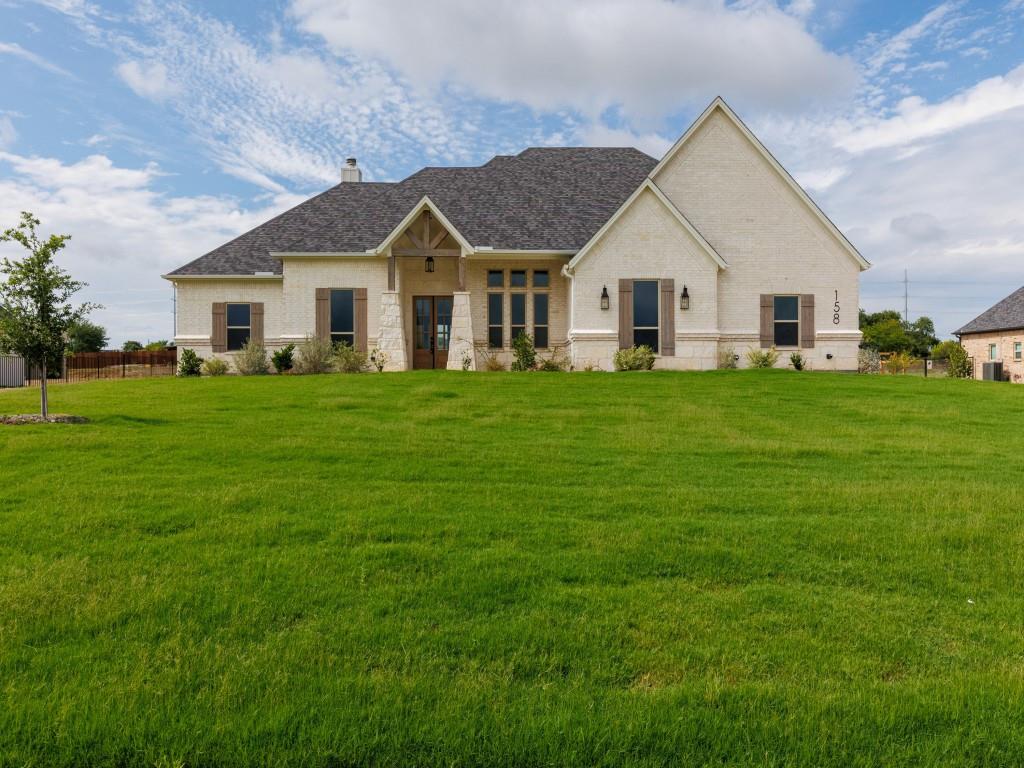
[650,97,871,272]
[166,147,657,277]
[955,286,1024,335]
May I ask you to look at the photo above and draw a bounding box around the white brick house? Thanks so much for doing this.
[164,98,869,371]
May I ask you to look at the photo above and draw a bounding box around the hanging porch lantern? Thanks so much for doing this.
[680,284,690,311]
[600,285,609,310]
[425,255,435,273]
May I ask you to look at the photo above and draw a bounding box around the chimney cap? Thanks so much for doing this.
[345,157,357,167]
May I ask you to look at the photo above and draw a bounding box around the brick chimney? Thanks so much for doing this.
[341,157,362,183]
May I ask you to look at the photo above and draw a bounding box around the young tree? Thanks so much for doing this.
[67,319,108,353]
[122,340,144,352]
[0,212,97,418]
[144,339,169,351]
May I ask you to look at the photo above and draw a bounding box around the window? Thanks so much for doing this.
[1015,342,1022,361]
[488,293,503,348]
[773,296,800,347]
[633,280,659,353]
[330,289,354,346]
[510,270,527,288]
[226,303,251,351]
[510,293,526,342]
[533,270,549,288]
[487,270,504,288]
[534,293,549,348]
[989,343,998,361]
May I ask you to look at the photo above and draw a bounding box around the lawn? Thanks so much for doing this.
[1,370,1022,767]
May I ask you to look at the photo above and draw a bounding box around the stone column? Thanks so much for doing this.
[447,291,475,370]
[377,290,407,371]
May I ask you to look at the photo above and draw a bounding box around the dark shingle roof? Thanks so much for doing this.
[956,286,1024,335]
[167,147,657,276]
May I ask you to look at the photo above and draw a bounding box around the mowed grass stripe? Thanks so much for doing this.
[1,370,1023,767]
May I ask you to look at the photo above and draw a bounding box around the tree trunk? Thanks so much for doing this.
[40,360,49,420]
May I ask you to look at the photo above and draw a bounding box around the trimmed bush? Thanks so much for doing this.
[483,354,505,372]
[613,345,656,371]
[718,345,738,369]
[272,344,295,374]
[858,348,881,374]
[537,350,569,372]
[789,352,805,371]
[746,347,779,369]
[511,332,536,371]
[369,347,388,373]
[885,350,913,374]
[294,335,334,375]
[202,357,229,377]
[178,348,203,377]
[947,344,972,379]
[234,342,270,375]
[333,343,369,373]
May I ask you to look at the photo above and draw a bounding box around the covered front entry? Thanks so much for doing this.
[412,296,453,369]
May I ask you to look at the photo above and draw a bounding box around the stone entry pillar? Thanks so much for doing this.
[377,290,407,371]
[447,291,475,370]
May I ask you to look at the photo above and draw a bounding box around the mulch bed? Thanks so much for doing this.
[0,414,89,425]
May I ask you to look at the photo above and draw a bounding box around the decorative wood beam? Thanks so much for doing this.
[404,226,424,249]
[391,247,461,258]
[458,255,466,291]
[423,211,430,251]
[429,227,448,249]
[387,254,396,291]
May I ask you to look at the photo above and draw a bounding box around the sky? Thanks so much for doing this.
[0,0,1022,345]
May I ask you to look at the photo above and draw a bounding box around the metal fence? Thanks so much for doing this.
[25,350,177,384]
[0,355,25,388]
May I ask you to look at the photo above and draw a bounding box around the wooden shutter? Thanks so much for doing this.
[800,294,815,349]
[250,302,264,344]
[660,278,675,357]
[354,288,368,352]
[211,302,227,353]
[618,279,633,350]
[759,294,773,349]
[315,288,330,341]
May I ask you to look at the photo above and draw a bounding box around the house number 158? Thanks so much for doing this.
[833,290,840,325]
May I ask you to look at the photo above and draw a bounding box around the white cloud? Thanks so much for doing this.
[288,0,858,122]
[0,41,74,77]
[575,124,672,159]
[116,59,179,101]
[0,117,16,150]
[835,64,1024,152]
[0,151,299,344]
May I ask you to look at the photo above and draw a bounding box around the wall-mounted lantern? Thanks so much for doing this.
[600,285,610,310]
[680,285,690,311]
[425,255,435,273]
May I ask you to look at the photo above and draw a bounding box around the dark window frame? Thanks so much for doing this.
[226,303,251,351]
[1015,342,1022,361]
[510,269,527,288]
[510,292,526,343]
[533,269,549,288]
[487,270,504,288]
[632,279,660,354]
[330,288,355,347]
[487,292,503,349]
[773,295,800,348]
[533,292,549,349]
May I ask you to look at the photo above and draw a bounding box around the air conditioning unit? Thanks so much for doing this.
[982,361,1004,381]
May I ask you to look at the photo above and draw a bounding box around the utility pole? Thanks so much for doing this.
[903,269,909,323]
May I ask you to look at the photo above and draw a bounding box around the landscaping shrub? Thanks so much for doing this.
[460,351,473,371]
[947,343,972,379]
[369,347,388,373]
[333,342,369,373]
[202,357,229,376]
[858,347,881,374]
[613,345,656,371]
[483,354,505,371]
[293,335,334,375]
[271,344,295,374]
[537,350,569,371]
[234,341,270,375]
[511,332,536,371]
[885,350,913,374]
[718,345,737,369]
[790,352,805,371]
[745,347,779,369]
[178,348,203,377]
[930,340,960,360]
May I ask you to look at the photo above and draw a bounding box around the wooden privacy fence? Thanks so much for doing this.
[0,355,26,388]
[25,350,178,384]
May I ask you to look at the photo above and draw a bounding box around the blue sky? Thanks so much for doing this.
[1,0,1023,344]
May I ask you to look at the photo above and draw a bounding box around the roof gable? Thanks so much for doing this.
[651,97,870,272]
[956,286,1024,335]
[566,179,727,273]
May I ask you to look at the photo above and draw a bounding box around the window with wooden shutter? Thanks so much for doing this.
[250,302,264,344]
[354,288,368,352]
[618,279,633,350]
[211,302,227,353]
[759,295,773,348]
[660,278,675,357]
[800,294,815,348]
[315,288,330,340]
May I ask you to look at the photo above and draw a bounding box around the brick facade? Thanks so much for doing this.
[960,331,1024,382]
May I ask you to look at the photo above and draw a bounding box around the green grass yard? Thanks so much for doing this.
[1,370,1023,767]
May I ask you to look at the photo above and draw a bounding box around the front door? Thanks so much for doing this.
[413,296,453,369]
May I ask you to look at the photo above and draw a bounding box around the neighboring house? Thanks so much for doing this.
[163,98,869,371]
[956,286,1024,382]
